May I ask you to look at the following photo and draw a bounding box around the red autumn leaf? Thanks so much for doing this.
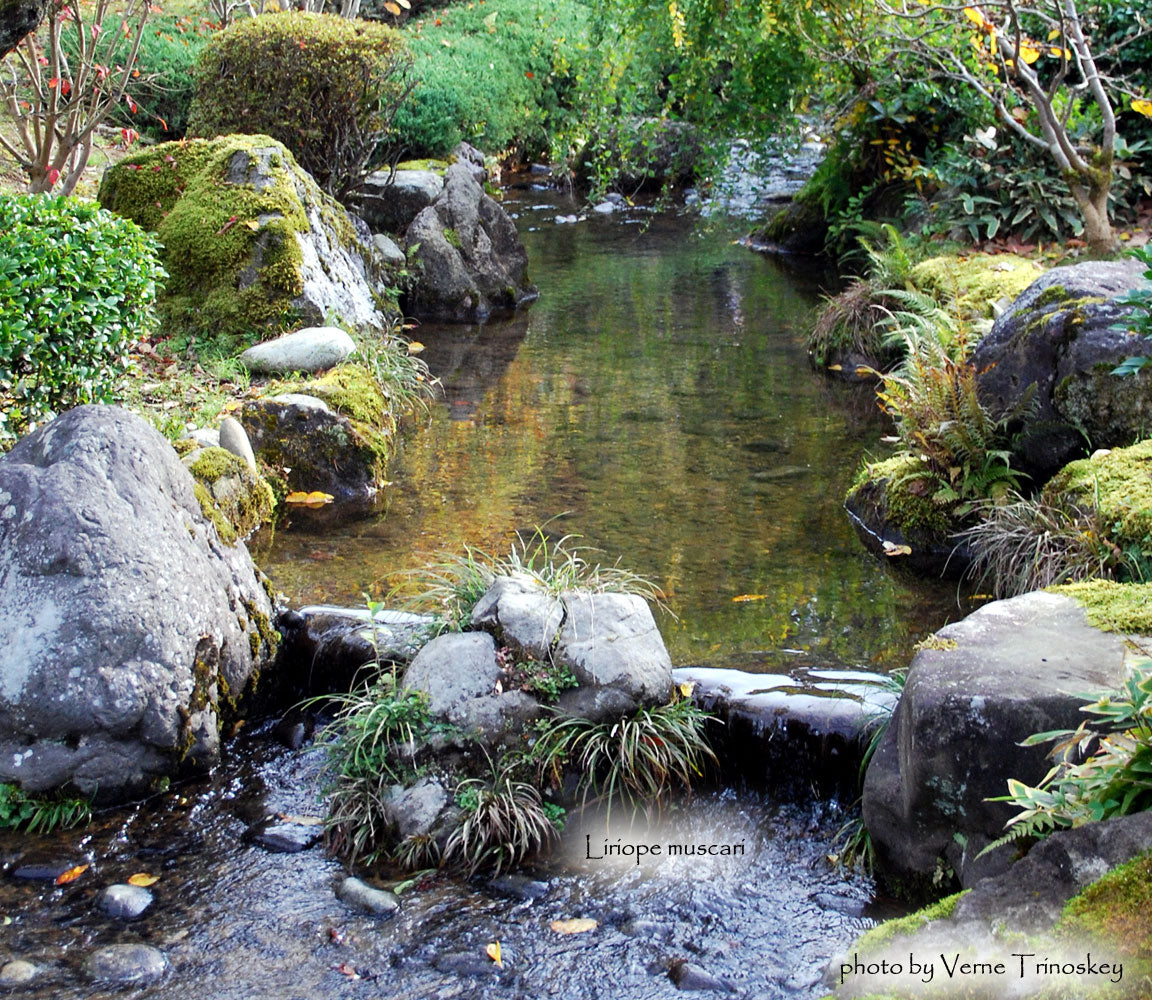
[54,863,88,885]
[158,116,169,131]
[60,79,71,96]
[45,166,60,188]
[48,76,58,88]
[217,215,239,235]
[525,71,534,78]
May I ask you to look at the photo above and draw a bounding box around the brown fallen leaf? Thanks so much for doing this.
[55,864,89,885]
[127,873,159,887]
[550,918,597,934]
[333,963,360,979]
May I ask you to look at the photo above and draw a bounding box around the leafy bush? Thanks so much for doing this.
[0,194,165,446]
[532,698,716,815]
[396,0,589,157]
[984,658,1152,853]
[187,12,412,198]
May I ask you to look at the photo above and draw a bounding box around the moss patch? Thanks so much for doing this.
[911,254,1043,321]
[852,890,968,955]
[1059,851,1152,954]
[186,446,276,544]
[848,455,955,540]
[1051,579,1152,633]
[98,135,323,347]
[394,158,451,174]
[302,364,391,430]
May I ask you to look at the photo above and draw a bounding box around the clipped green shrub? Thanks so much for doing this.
[187,12,412,198]
[397,0,589,157]
[0,194,165,446]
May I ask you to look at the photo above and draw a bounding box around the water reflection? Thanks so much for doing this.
[255,198,967,673]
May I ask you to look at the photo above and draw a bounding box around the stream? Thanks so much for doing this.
[0,187,972,999]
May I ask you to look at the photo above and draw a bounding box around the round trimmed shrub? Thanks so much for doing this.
[187,12,411,199]
[0,194,165,446]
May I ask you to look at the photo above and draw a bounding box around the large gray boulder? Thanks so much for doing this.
[972,259,1152,478]
[470,573,564,660]
[0,406,276,803]
[404,163,538,322]
[863,590,1134,888]
[355,169,444,235]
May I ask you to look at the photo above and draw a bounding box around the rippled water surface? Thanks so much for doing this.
[2,190,968,998]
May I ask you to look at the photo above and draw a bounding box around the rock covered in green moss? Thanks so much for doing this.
[183,446,276,544]
[97,135,393,346]
[843,455,969,577]
[972,259,1152,478]
[240,392,391,502]
[909,253,1043,321]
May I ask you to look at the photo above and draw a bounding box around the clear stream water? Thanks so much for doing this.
[0,190,974,999]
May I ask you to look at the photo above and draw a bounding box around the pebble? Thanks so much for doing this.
[12,863,72,881]
[96,884,154,919]
[83,944,168,984]
[669,960,736,992]
[218,417,257,473]
[335,877,399,916]
[0,960,39,986]
[591,201,616,214]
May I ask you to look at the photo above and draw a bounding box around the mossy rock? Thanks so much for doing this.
[851,891,968,957]
[844,455,970,576]
[239,393,391,502]
[1051,579,1152,634]
[1058,852,1152,982]
[183,446,276,544]
[300,364,392,431]
[910,253,1043,322]
[98,135,390,349]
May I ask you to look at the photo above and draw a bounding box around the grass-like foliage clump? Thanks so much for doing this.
[403,526,665,632]
[0,782,91,834]
[0,194,165,447]
[533,698,716,815]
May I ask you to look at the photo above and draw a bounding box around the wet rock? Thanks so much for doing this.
[972,258,1152,478]
[0,406,275,803]
[863,591,1133,887]
[0,960,40,986]
[487,873,549,901]
[675,666,895,796]
[435,951,502,976]
[83,943,168,984]
[238,327,356,376]
[336,877,399,916]
[405,162,538,323]
[274,719,307,750]
[557,592,674,707]
[96,883,154,919]
[253,820,322,853]
[276,605,436,696]
[12,862,73,881]
[355,169,444,234]
[240,393,388,502]
[470,573,564,661]
[621,919,672,939]
[592,201,617,214]
[383,777,450,840]
[218,416,257,473]
[669,960,735,992]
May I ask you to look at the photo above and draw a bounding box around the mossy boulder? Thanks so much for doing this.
[909,253,1043,322]
[843,455,969,577]
[240,390,392,502]
[98,135,393,347]
[971,259,1152,478]
[183,446,276,544]
[1040,440,1152,579]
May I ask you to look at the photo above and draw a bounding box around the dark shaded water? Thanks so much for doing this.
[0,194,968,998]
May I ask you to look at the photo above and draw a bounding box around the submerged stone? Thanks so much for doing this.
[96,883,154,919]
[83,944,168,984]
[336,877,399,916]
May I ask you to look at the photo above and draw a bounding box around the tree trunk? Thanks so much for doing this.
[1069,171,1116,253]
[0,0,50,60]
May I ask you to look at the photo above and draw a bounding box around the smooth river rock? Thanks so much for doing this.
[336,877,399,916]
[0,960,40,986]
[863,590,1135,887]
[0,406,275,803]
[96,883,154,919]
[238,327,357,376]
[83,943,168,984]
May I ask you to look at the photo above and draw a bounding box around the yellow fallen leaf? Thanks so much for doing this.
[243,219,260,231]
[127,873,159,887]
[962,6,987,27]
[1019,41,1041,64]
[731,594,767,602]
[486,941,503,968]
[678,681,696,698]
[882,541,913,557]
[55,864,89,885]
[407,341,425,354]
[277,814,324,826]
[384,0,400,12]
[285,490,334,506]
[1133,98,1152,119]
[826,364,843,371]
[550,918,598,934]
